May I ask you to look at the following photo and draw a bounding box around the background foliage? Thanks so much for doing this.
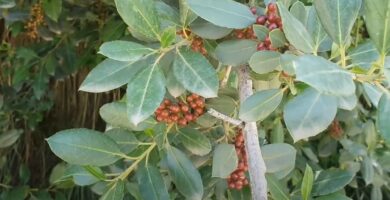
[1,0,390,200]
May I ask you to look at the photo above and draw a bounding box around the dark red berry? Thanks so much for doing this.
[268,23,278,30]
[267,14,277,23]
[250,7,257,14]
[256,15,267,25]
[268,3,277,13]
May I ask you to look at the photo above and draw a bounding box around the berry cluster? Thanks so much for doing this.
[234,27,256,39]
[155,94,205,126]
[227,129,249,190]
[252,3,283,51]
[177,29,208,56]
[24,2,45,40]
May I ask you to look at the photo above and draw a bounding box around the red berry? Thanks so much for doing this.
[190,102,197,109]
[237,32,244,39]
[169,105,180,113]
[256,15,267,25]
[231,173,238,180]
[185,114,193,121]
[187,96,194,102]
[257,42,265,51]
[250,7,257,15]
[191,93,199,99]
[243,179,249,185]
[181,105,190,113]
[229,183,235,189]
[178,118,187,126]
[170,114,179,122]
[268,23,278,30]
[164,99,171,106]
[161,110,169,118]
[195,108,204,115]
[267,14,277,23]
[195,99,204,107]
[264,36,271,45]
[268,3,277,13]
[156,116,164,122]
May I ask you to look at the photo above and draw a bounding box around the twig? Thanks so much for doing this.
[207,108,243,127]
[221,66,232,88]
[238,65,268,200]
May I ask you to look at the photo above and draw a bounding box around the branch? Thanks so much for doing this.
[238,65,268,200]
[207,108,243,126]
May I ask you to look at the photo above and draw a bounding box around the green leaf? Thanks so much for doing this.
[294,55,355,96]
[239,89,283,122]
[64,165,101,186]
[312,169,354,196]
[47,129,122,166]
[179,0,197,26]
[306,6,332,52]
[174,47,219,98]
[0,0,15,8]
[106,128,139,154]
[253,25,269,41]
[383,57,390,82]
[371,186,383,200]
[212,144,238,178]
[283,88,338,142]
[362,156,374,185]
[100,102,155,131]
[190,18,233,40]
[277,2,314,53]
[337,94,357,111]
[364,120,377,152]
[269,29,287,48]
[315,192,352,200]
[266,174,290,200]
[79,58,149,93]
[43,0,62,22]
[271,119,285,143]
[156,2,180,30]
[137,165,169,200]
[280,54,297,75]
[115,0,161,41]
[215,40,258,66]
[377,93,390,144]
[263,143,296,178]
[363,83,383,107]
[126,59,166,125]
[301,165,314,200]
[290,1,307,24]
[98,41,155,62]
[348,41,379,70]
[160,27,176,48]
[0,129,23,148]
[187,0,256,29]
[166,67,186,98]
[178,128,211,156]
[100,180,125,200]
[364,0,390,54]
[249,51,281,74]
[165,146,203,199]
[314,0,362,46]
[206,95,237,115]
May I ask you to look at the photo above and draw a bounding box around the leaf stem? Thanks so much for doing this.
[115,143,156,181]
[339,45,347,68]
[221,66,232,88]
[207,108,243,127]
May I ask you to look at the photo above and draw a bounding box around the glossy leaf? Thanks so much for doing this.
[115,0,161,41]
[269,29,287,48]
[106,128,139,154]
[263,143,296,177]
[362,157,374,185]
[100,102,155,131]
[98,41,154,62]
[239,89,283,122]
[212,144,238,178]
[165,146,203,199]
[174,47,219,98]
[252,24,268,40]
[312,169,354,196]
[160,27,176,48]
[64,165,101,186]
[290,1,307,24]
[315,193,352,200]
[0,129,23,148]
[79,58,148,93]
[100,180,125,200]
[166,68,186,98]
[126,60,166,125]
[187,0,256,29]
[348,41,379,70]
[295,55,355,96]
[337,94,357,111]
[364,0,390,54]
[215,40,258,66]
[363,83,383,107]
[47,129,122,166]
[277,2,314,53]
[137,165,169,200]
[314,0,362,46]
[249,51,281,74]
[306,6,332,52]
[179,0,197,26]
[377,93,390,144]
[266,174,290,200]
[178,128,211,156]
[43,0,62,22]
[284,88,338,142]
[190,18,232,40]
[301,165,314,200]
